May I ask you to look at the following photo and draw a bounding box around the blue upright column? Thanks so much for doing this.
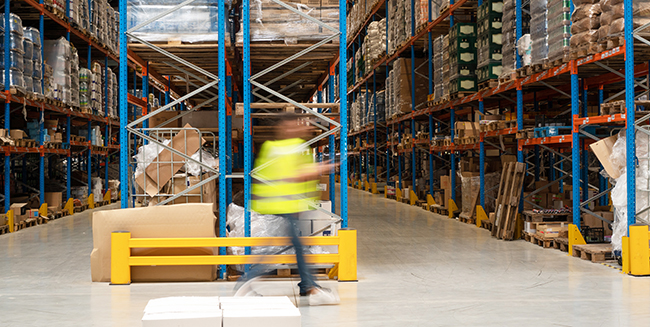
[479,98,485,208]
[451,108,456,202]
[87,121,92,196]
[328,68,336,213]
[398,123,402,189]
[67,116,72,201]
[4,0,11,211]
[624,0,636,229]
[119,0,128,208]
[39,108,45,205]
[410,0,417,193]
[373,72,377,184]
[571,62,581,228]
[218,0,228,277]
[340,0,349,227]
[598,85,607,206]
[582,83,589,203]
[428,0,434,197]
[516,0,523,163]
[105,57,110,192]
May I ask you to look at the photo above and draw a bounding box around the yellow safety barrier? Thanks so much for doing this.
[568,224,586,256]
[384,185,388,198]
[621,225,650,276]
[88,194,95,209]
[396,188,402,202]
[6,209,14,233]
[476,205,488,228]
[409,190,418,206]
[104,190,111,202]
[371,182,377,194]
[364,181,370,192]
[110,229,358,285]
[448,199,458,218]
[426,194,436,207]
[63,198,74,215]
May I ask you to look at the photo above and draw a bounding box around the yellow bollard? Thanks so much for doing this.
[409,190,418,206]
[426,194,436,206]
[104,190,111,202]
[39,203,48,218]
[110,231,132,285]
[448,199,458,218]
[88,194,95,209]
[384,185,388,198]
[568,224,586,256]
[476,205,488,228]
[622,236,630,274]
[64,198,74,215]
[7,209,14,233]
[628,225,650,276]
[396,188,402,202]
[338,229,357,282]
[371,182,377,194]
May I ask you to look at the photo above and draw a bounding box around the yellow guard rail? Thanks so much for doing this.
[111,229,358,284]
[622,225,650,276]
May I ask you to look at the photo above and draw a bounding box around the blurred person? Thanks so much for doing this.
[234,113,339,306]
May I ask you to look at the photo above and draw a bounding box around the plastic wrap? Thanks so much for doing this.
[133,139,172,178]
[226,203,329,271]
[570,30,599,47]
[517,34,532,66]
[609,129,650,254]
[364,18,386,72]
[572,3,601,22]
[237,0,337,44]
[184,150,219,176]
[44,37,73,105]
[129,0,225,43]
[530,0,548,65]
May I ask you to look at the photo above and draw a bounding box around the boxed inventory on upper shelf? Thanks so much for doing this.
[386,58,427,120]
[236,0,337,43]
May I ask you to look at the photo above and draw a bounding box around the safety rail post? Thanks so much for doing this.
[110,231,132,285]
[623,225,650,276]
[338,228,358,281]
[624,0,636,229]
[340,0,348,228]
[119,0,129,209]
[571,59,581,228]
[4,0,11,212]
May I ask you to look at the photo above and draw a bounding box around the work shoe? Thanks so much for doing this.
[308,287,340,306]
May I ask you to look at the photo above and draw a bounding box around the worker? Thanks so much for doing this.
[234,113,340,306]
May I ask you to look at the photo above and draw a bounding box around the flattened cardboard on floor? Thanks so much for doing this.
[90,203,217,282]
[135,124,205,196]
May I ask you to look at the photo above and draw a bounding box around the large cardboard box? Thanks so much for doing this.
[455,122,480,138]
[317,175,330,201]
[582,211,614,236]
[150,110,182,128]
[45,192,63,211]
[90,203,218,282]
[590,135,621,179]
[440,175,451,209]
[135,124,205,196]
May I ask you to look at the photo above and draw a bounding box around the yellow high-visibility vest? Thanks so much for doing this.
[251,138,318,215]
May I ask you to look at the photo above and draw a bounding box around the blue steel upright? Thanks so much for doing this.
[119,0,129,208]
[479,98,485,208]
[410,0,417,193]
[624,0,636,229]
[328,68,335,213]
[516,0,523,163]
[339,0,348,227]
[218,0,228,277]
[428,0,434,197]
[571,60,581,228]
[4,0,10,211]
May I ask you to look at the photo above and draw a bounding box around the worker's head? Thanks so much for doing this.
[276,113,312,140]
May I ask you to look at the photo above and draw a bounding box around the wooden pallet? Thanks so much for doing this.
[498,72,516,85]
[492,162,526,240]
[543,57,568,70]
[600,100,625,115]
[15,139,37,148]
[525,232,555,248]
[36,216,48,225]
[70,135,87,143]
[450,92,474,100]
[74,204,89,213]
[480,219,493,230]
[0,224,9,235]
[553,237,569,252]
[478,79,499,91]
[43,142,63,149]
[522,210,571,223]
[430,205,449,216]
[458,215,475,225]
[572,244,612,263]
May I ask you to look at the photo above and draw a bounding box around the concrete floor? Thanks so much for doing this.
[1,187,649,326]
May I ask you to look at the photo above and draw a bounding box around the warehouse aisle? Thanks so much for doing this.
[1,188,649,326]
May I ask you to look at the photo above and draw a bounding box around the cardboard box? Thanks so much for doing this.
[9,203,29,223]
[135,124,205,196]
[44,119,58,129]
[10,129,27,140]
[0,129,6,137]
[536,222,567,238]
[317,175,330,201]
[440,175,451,208]
[590,135,621,179]
[486,149,500,156]
[90,203,218,282]
[582,211,614,236]
[150,110,182,128]
[45,192,63,211]
[455,122,480,138]
[181,111,219,129]
[52,133,63,143]
[165,174,217,212]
